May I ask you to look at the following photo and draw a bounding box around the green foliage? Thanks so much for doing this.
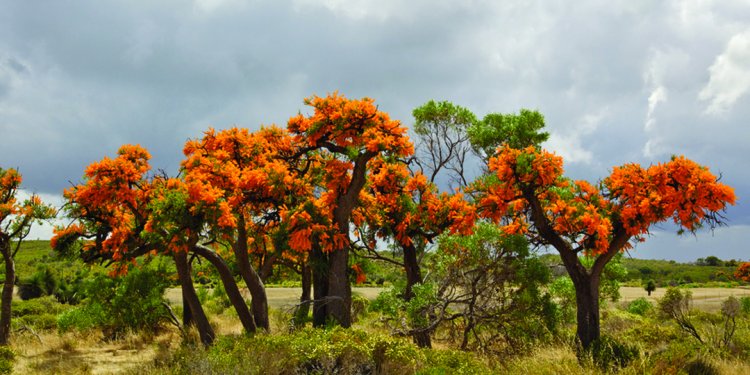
[17,265,59,300]
[644,279,656,295]
[467,109,549,158]
[740,296,750,315]
[154,327,493,374]
[57,264,172,336]
[12,295,70,330]
[582,334,640,371]
[0,346,15,375]
[627,297,653,316]
[621,257,736,286]
[412,100,477,136]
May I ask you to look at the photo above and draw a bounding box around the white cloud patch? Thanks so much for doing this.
[699,28,750,114]
[546,109,608,165]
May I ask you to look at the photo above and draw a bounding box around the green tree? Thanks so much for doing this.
[644,279,656,296]
[0,168,56,345]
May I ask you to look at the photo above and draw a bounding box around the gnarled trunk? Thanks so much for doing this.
[233,217,269,331]
[0,238,14,345]
[192,245,256,334]
[174,251,214,346]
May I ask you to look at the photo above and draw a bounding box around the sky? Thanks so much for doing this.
[1,0,749,262]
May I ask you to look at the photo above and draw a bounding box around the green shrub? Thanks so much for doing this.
[17,266,59,300]
[150,327,493,374]
[740,296,750,315]
[0,346,15,375]
[583,335,639,371]
[627,297,653,316]
[58,265,172,336]
[684,357,719,375]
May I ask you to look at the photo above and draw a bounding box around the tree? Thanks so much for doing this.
[286,93,413,327]
[644,279,656,296]
[182,126,306,331]
[474,112,736,349]
[356,157,475,347]
[53,145,257,345]
[0,168,55,345]
[734,262,750,282]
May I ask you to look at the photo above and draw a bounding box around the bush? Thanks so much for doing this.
[151,327,493,374]
[684,357,719,375]
[0,346,14,375]
[58,265,172,336]
[740,296,750,315]
[627,297,653,316]
[584,335,639,371]
[17,266,59,300]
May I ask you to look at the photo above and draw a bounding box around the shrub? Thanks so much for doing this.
[627,297,653,316]
[0,346,14,375]
[740,296,750,315]
[149,327,493,374]
[17,266,59,300]
[583,335,639,371]
[58,265,172,336]
[684,357,719,375]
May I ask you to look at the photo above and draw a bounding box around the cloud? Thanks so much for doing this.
[1,0,749,256]
[699,28,750,115]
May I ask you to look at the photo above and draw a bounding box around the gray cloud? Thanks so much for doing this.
[1,0,748,260]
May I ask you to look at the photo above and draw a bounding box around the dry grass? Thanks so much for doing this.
[11,328,178,375]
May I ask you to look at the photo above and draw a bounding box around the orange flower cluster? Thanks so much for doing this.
[364,157,476,248]
[605,156,736,236]
[1,168,56,239]
[351,264,366,284]
[734,262,750,282]
[53,145,157,262]
[479,145,736,256]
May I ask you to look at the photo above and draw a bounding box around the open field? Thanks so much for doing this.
[164,286,384,311]
[619,286,750,311]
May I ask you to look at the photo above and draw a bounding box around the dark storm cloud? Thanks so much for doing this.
[1,0,749,260]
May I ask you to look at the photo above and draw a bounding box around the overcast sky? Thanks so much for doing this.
[2,0,749,261]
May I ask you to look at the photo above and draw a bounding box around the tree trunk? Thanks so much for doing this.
[174,251,215,346]
[233,218,270,331]
[0,238,14,345]
[182,289,193,328]
[402,242,432,348]
[311,247,328,327]
[192,245,256,334]
[294,261,312,326]
[326,248,351,327]
[572,274,600,350]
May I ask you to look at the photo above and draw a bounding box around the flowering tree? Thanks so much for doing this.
[0,168,55,345]
[182,125,309,331]
[475,112,736,349]
[734,262,750,282]
[53,145,258,345]
[286,92,413,327]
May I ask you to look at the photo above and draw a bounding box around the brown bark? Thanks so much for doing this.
[311,247,328,327]
[293,261,312,326]
[0,237,14,345]
[192,245,256,334]
[174,251,214,346]
[233,216,270,331]
[402,242,432,348]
